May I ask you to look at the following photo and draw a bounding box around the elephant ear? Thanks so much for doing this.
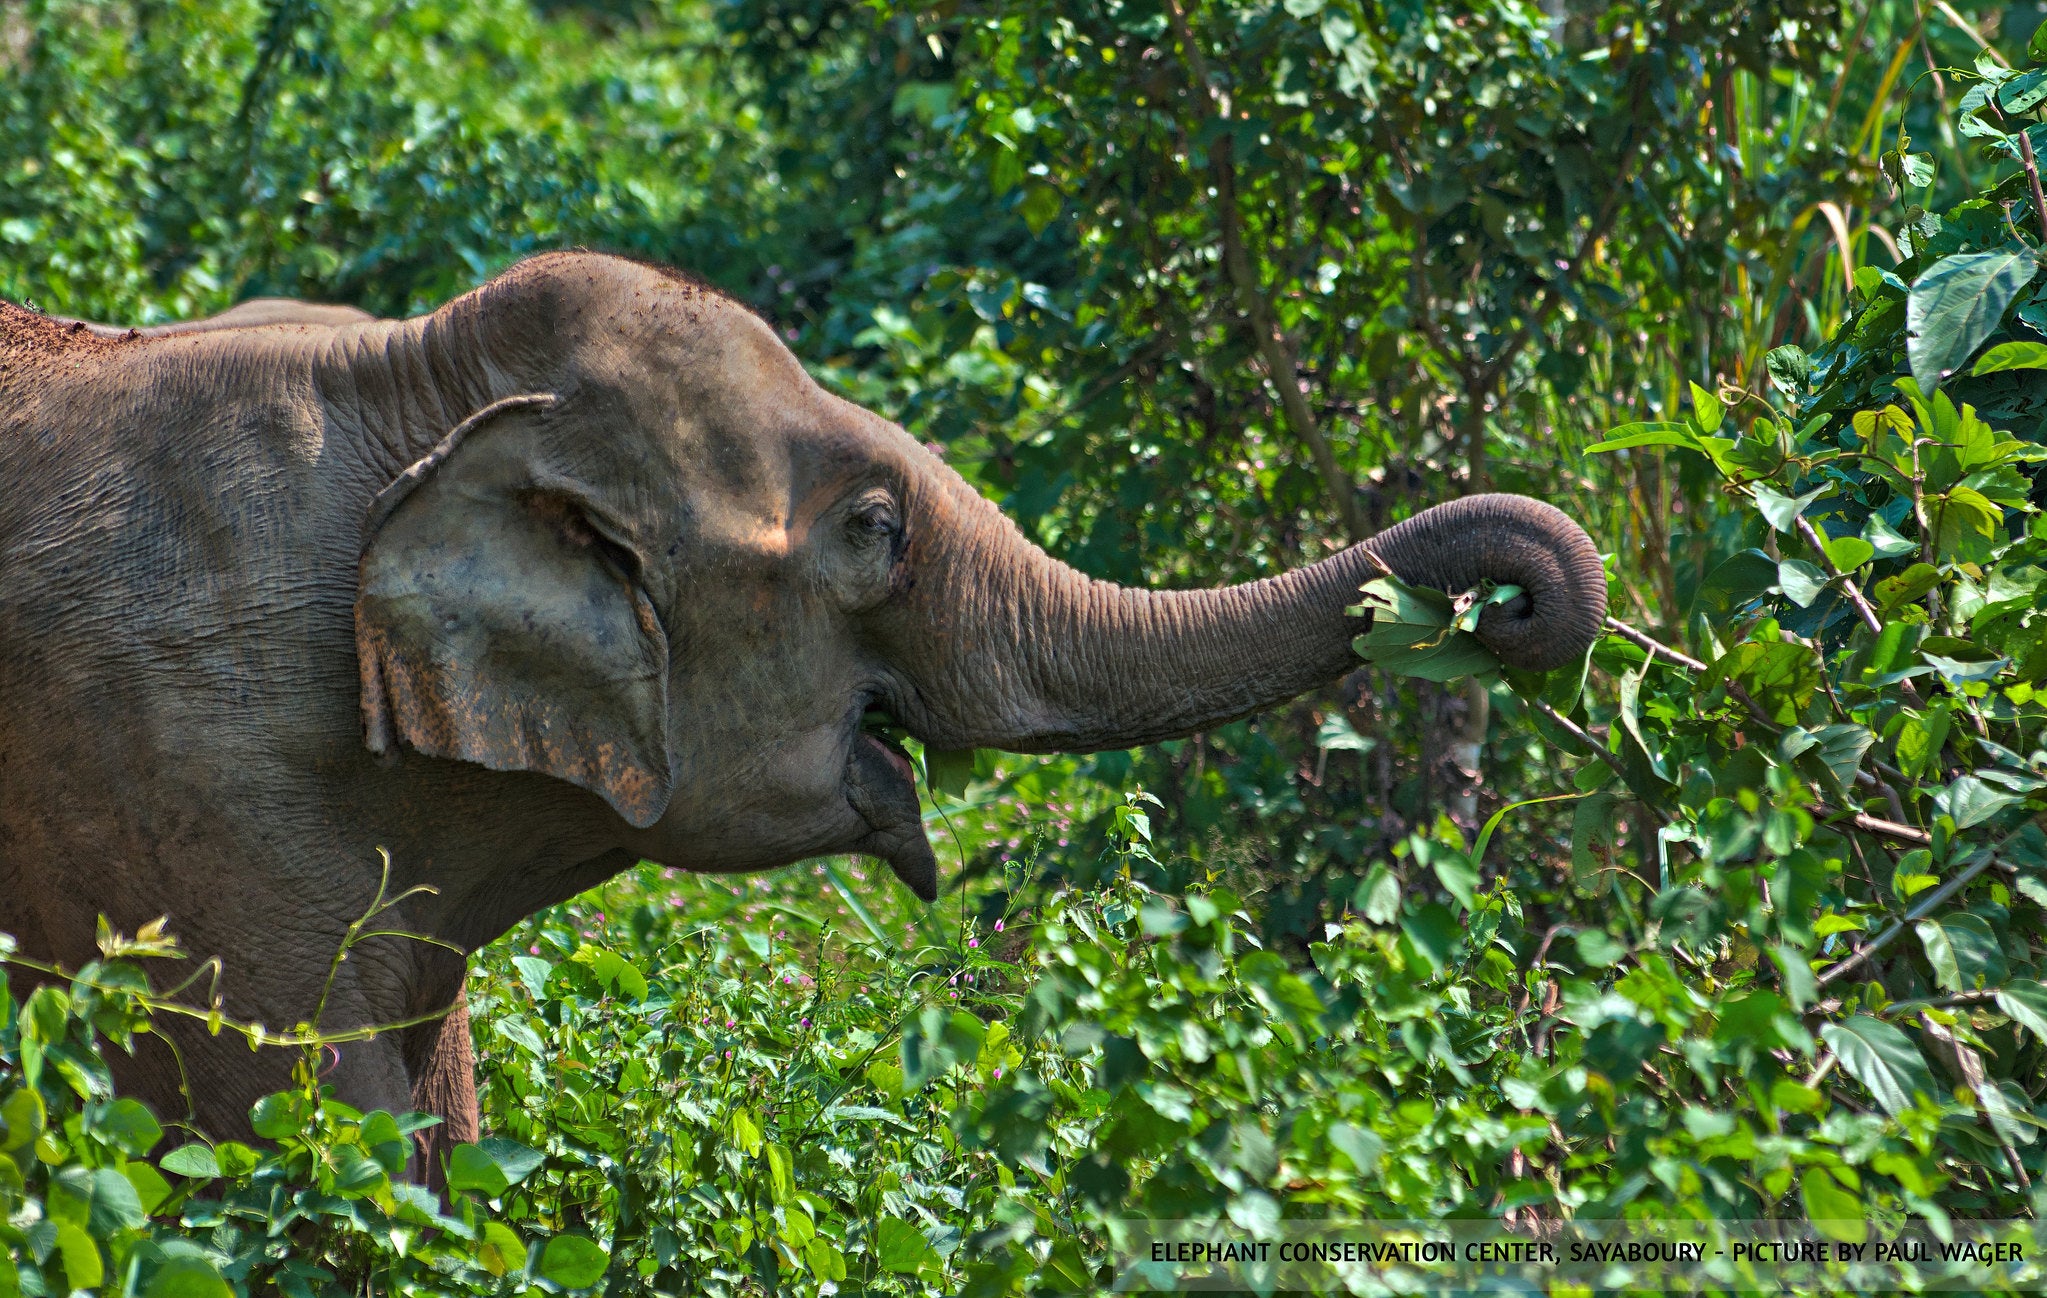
[356,394,677,828]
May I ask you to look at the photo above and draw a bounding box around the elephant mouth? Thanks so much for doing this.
[843,704,937,902]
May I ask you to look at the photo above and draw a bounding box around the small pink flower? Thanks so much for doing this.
[994,920,1005,933]
[993,1066,1002,1079]
[968,938,979,949]
[949,991,958,999]
[726,1019,736,1028]
[800,1018,811,1029]
[529,944,540,954]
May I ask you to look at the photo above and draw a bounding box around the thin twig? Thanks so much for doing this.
[2018,129,2047,246]
[1606,615,1789,735]
[1793,515,1885,638]
[1604,616,1706,672]
[1532,698,1622,777]
[1817,851,1999,987]
[1812,807,1933,845]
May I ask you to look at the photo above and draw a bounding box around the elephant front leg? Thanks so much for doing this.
[403,986,480,1189]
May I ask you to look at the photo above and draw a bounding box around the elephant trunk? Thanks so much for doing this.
[885,473,1606,754]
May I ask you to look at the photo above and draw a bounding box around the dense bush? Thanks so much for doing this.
[11,1,2047,1296]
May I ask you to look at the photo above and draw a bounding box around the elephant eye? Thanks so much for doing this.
[848,498,900,544]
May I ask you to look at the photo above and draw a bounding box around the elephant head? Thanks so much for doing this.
[349,254,1606,906]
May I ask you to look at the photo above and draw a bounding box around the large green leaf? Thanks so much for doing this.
[539,1234,609,1289]
[1995,979,2047,1043]
[445,1143,510,1197]
[875,1216,939,1273]
[142,1259,233,1298]
[1906,248,2039,391]
[1819,1015,1939,1115]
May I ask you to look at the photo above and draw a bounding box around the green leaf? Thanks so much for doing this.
[122,1162,172,1215]
[1971,340,2047,374]
[1820,1015,1939,1115]
[1583,422,1697,453]
[1688,380,1724,433]
[158,1143,221,1181]
[1326,1121,1381,1173]
[328,1144,389,1198]
[1353,866,1400,925]
[1863,513,1918,559]
[212,1142,258,1177]
[446,1143,509,1197]
[478,1222,529,1278]
[1399,903,1458,975]
[1875,563,1941,611]
[248,1092,302,1140]
[1777,559,1829,607]
[87,1166,146,1234]
[0,1089,45,1154]
[1823,536,1874,572]
[1766,345,1811,395]
[478,1136,544,1185]
[1571,792,1620,894]
[1705,641,1819,725]
[1907,248,2040,391]
[568,945,648,1000]
[1936,774,2022,828]
[53,1221,103,1291]
[98,1098,162,1157]
[1575,928,1627,968]
[729,1108,763,1157]
[1917,914,2005,990]
[1995,980,2047,1042]
[539,1233,610,1289]
[1799,723,1875,791]
[1998,69,2047,114]
[1018,180,1061,234]
[1752,483,1828,532]
[765,1141,795,1205]
[1800,1167,1866,1242]
[875,1217,939,1273]
[1432,852,1478,911]
[1352,573,1502,682]
[1690,549,1779,617]
[143,1258,233,1298]
[1916,919,1961,991]
[926,748,977,799]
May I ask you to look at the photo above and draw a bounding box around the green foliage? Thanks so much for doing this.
[11,0,2047,1294]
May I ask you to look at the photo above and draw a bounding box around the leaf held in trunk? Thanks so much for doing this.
[1349,574,1509,683]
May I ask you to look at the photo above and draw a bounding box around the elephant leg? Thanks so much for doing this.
[404,987,480,1189]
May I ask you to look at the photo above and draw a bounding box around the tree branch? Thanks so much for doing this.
[1163,0,1367,544]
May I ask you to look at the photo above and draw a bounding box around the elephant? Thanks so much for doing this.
[55,297,377,338]
[0,252,1606,1177]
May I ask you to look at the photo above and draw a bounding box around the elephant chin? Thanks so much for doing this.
[843,734,938,902]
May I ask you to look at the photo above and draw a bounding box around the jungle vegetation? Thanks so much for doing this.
[6,0,2047,1293]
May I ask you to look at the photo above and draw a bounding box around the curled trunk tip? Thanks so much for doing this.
[1365,493,1607,672]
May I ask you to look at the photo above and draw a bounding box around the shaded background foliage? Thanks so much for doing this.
[10,0,2047,1295]
[0,0,2025,921]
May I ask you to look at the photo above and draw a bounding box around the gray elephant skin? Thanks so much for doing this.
[0,253,1606,1174]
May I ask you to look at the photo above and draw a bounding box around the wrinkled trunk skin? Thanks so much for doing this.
[883,474,1605,754]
